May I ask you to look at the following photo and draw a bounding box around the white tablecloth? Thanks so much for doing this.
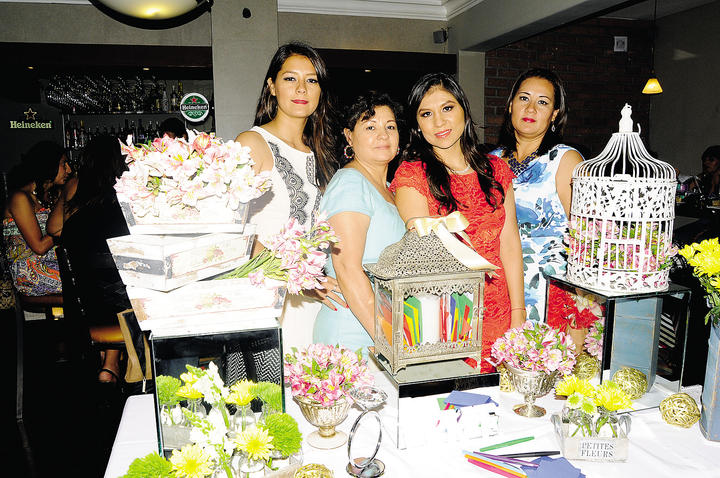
[105,377,720,478]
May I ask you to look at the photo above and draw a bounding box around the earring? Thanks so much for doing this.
[551,123,556,133]
[343,145,354,159]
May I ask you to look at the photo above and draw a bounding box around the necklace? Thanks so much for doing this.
[508,150,539,176]
[447,163,471,175]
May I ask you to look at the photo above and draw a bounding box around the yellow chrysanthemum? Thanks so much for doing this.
[234,426,274,461]
[595,382,632,412]
[678,244,696,261]
[555,375,596,397]
[170,444,213,478]
[177,384,203,400]
[228,379,256,406]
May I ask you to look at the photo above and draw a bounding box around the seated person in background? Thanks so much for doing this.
[313,92,406,353]
[159,117,188,140]
[48,135,130,384]
[687,145,720,197]
[3,141,70,295]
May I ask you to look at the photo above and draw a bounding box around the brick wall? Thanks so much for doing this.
[484,18,653,159]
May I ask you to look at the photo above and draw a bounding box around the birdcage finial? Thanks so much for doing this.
[619,103,634,133]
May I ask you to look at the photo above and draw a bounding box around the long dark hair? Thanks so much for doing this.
[497,68,568,158]
[254,42,338,190]
[65,135,127,213]
[404,72,504,213]
[7,141,66,196]
[340,91,403,167]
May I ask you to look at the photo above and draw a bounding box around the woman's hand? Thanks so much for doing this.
[304,276,348,310]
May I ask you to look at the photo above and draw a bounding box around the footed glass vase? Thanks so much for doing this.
[294,395,351,449]
[504,363,558,417]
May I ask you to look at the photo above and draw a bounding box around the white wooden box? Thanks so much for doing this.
[107,227,255,292]
[127,278,286,337]
[119,197,250,234]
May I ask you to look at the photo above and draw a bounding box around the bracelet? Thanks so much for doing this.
[511,307,526,311]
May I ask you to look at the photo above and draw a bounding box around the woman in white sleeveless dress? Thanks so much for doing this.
[235,43,345,352]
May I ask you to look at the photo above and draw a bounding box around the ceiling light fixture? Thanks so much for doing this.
[96,0,211,20]
[642,0,663,95]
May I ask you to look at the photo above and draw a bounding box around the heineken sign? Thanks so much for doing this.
[179,93,210,123]
[9,108,53,129]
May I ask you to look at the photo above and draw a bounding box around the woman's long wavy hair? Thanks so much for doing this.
[253,42,339,190]
[497,68,568,158]
[65,135,127,214]
[7,141,66,195]
[404,72,504,213]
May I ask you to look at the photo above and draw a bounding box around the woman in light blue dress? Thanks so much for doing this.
[313,92,406,353]
[491,69,583,328]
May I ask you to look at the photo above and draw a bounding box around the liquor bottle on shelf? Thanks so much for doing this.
[170,86,178,112]
[71,121,79,149]
[78,121,87,148]
[178,80,184,99]
[65,124,72,149]
[137,119,146,144]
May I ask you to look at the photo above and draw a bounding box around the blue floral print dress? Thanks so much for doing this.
[491,145,582,322]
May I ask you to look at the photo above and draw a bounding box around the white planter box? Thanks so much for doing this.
[127,278,286,337]
[107,227,255,292]
[119,196,250,234]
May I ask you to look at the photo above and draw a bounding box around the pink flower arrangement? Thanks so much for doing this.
[114,131,272,217]
[491,321,576,375]
[284,344,373,406]
[567,218,677,273]
[220,214,338,295]
[584,318,604,359]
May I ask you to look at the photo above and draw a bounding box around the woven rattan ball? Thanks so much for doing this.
[573,352,601,380]
[294,464,334,478]
[611,367,648,399]
[660,393,701,428]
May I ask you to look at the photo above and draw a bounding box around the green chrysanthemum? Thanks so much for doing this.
[263,413,302,457]
[156,375,182,407]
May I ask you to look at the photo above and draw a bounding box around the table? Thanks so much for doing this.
[105,374,720,478]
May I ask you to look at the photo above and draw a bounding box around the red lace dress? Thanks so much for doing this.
[390,157,514,372]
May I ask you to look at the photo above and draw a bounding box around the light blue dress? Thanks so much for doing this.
[491,145,582,322]
[313,168,406,353]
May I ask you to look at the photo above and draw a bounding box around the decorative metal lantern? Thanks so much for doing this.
[566,104,676,292]
[364,223,494,374]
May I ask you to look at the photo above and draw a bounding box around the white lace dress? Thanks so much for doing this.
[248,126,322,352]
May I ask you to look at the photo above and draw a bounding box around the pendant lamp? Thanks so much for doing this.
[96,0,211,20]
[642,0,663,95]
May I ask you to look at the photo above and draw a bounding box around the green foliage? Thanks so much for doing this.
[156,375,182,407]
[263,413,302,457]
[255,381,282,412]
[121,452,173,478]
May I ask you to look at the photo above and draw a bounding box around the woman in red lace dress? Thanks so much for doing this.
[391,73,525,373]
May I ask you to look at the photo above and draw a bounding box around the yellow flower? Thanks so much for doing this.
[177,384,203,400]
[234,426,274,461]
[170,444,213,478]
[555,375,595,397]
[700,255,720,277]
[594,381,632,412]
[678,244,696,261]
[228,379,256,406]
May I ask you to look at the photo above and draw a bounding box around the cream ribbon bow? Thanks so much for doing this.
[410,211,497,271]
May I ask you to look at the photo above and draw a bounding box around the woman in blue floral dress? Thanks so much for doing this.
[491,69,583,326]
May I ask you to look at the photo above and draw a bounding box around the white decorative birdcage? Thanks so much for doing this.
[566,104,676,292]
